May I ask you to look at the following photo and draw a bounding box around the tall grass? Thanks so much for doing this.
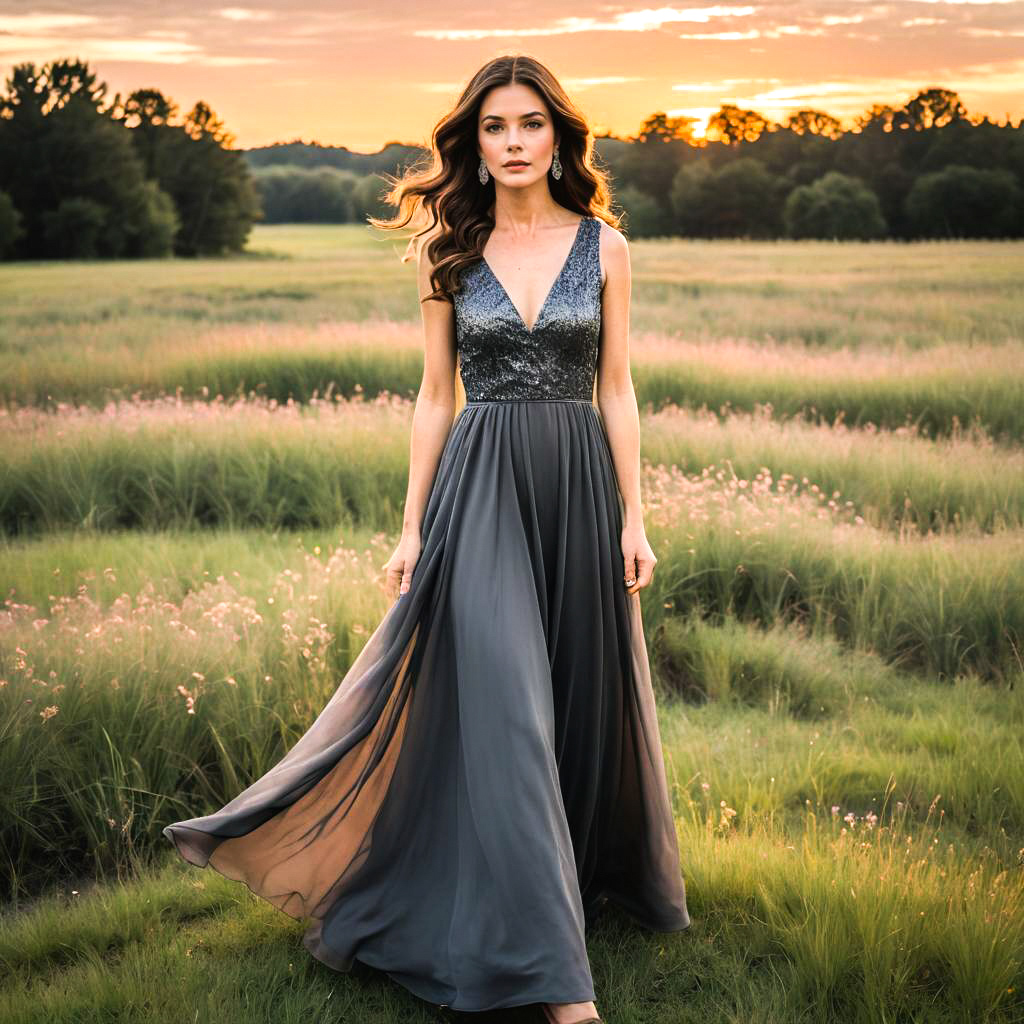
[0,393,413,535]
[640,461,1024,681]
[2,505,1022,894]
[632,336,1024,443]
[4,318,1023,440]
[0,533,395,894]
[4,395,1024,536]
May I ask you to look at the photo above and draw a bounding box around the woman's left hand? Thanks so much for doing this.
[621,523,657,594]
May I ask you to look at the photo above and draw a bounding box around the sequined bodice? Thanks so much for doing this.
[454,215,601,401]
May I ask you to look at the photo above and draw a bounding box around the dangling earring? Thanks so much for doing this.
[550,145,562,180]
[478,157,489,185]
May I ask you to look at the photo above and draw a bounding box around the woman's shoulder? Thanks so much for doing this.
[593,214,627,249]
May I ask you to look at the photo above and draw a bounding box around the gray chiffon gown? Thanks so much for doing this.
[163,212,691,1012]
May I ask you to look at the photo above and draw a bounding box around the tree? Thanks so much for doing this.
[0,59,171,259]
[633,111,699,145]
[872,162,917,239]
[905,164,1022,237]
[41,196,106,258]
[706,105,772,145]
[157,113,260,255]
[785,110,844,140]
[127,180,181,256]
[0,60,258,259]
[897,88,968,131]
[251,165,356,223]
[669,162,712,235]
[44,57,112,113]
[672,158,784,237]
[122,94,260,255]
[613,120,697,219]
[615,185,665,238]
[853,104,899,133]
[185,100,234,146]
[784,171,887,239]
[122,88,180,178]
[352,173,395,223]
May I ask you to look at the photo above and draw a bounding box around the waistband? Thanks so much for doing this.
[464,398,594,405]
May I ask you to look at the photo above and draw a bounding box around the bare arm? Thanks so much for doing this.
[382,230,457,598]
[594,221,656,594]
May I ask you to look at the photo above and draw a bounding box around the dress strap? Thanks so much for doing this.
[583,216,601,287]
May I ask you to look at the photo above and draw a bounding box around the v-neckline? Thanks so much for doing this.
[480,215,588,335]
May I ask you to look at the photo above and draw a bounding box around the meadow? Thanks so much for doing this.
[1,225,1023,1024]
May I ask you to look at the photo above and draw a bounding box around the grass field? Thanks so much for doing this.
[1,225,1023,1023]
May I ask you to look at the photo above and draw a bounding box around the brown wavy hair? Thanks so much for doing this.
[367,54,620,307]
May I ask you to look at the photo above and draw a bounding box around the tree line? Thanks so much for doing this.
[1,60,1021,260]
[614,89,1023,239]
[246,87,1024,241]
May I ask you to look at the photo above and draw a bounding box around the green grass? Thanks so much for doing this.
[1,515,1023,902]
[3,229,1021,353]
[2,620,1022,1022]
[3,229,1023,441]
[3,326,1022,441]
[4,396,1024,537]
[633,337,1024,443]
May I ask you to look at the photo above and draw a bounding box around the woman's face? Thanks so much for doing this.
[477,83,557,188]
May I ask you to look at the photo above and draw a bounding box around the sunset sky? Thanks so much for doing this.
[1,4,1022,151]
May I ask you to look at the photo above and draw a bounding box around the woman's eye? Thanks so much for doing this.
[484,121,543,132]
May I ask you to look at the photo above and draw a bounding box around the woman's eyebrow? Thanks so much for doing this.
[481,110,547,123]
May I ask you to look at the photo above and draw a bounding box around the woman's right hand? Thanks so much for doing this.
[382,530,422,602]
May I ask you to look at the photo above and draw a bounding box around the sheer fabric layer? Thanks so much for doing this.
[163,398,690,1012]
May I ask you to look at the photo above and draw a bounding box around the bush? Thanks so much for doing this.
[784,170,888,240]
[616,184,665,238]
[904,164,1022,238]
[41,197,107,259]
[673,157,784,238]
[252,164,356,223]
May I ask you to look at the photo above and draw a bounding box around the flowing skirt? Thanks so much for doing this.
[163,397,690,1012]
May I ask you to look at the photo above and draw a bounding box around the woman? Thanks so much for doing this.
[163,54,691,1023]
